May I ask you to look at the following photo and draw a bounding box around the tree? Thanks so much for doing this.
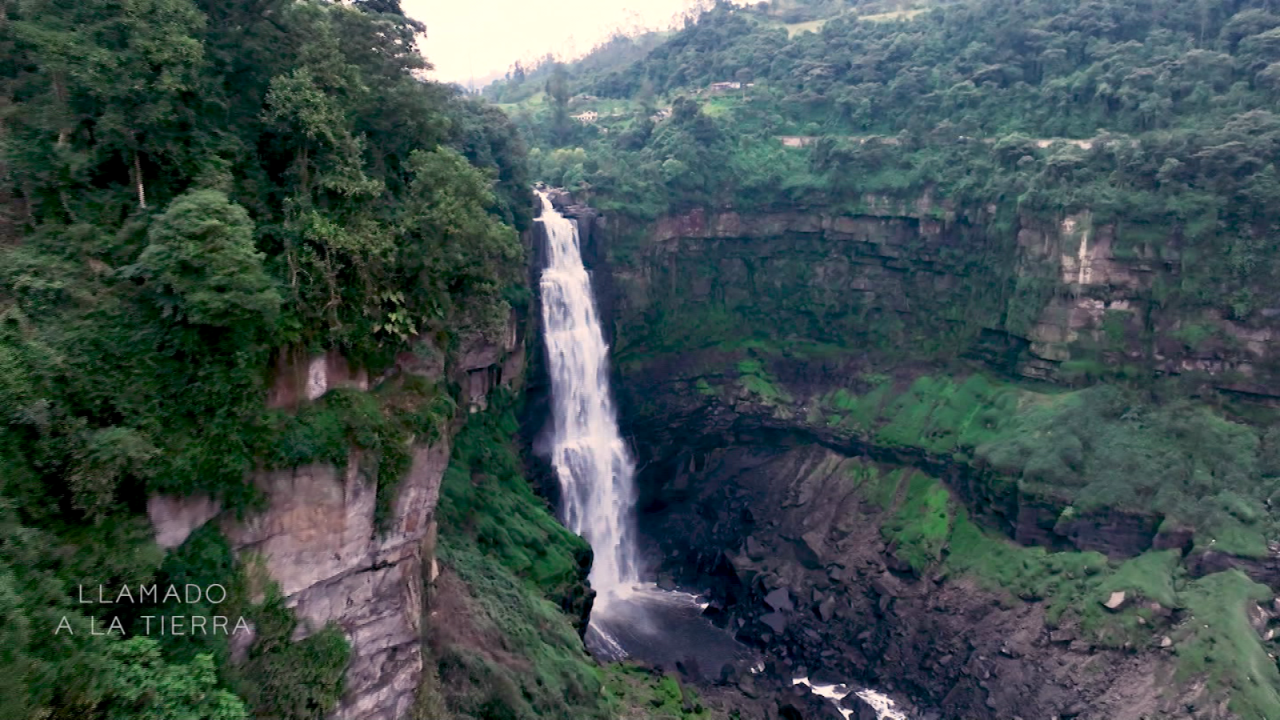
[545,63,572,145]
[102,637,247,720]
[394,147,523,342]
[12,0,208,213]
[128,190,281,329]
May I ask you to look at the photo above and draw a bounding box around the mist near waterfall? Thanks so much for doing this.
[537,193,642,641]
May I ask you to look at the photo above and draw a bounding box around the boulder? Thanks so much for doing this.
[817,596,837,622]
[1102,591,1127,611]
[781,685,843,720]
[761,612,789,634]
[799,529,828,569]
[766,587,795,612]
[870,575,901,599]
[841,693,883,720]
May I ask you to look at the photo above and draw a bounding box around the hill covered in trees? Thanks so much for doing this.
[0,0,547,717]
[516,0,1280,286]
[508,0,1280,398]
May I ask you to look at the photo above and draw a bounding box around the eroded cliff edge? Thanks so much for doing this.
[610,200,1280,394]
[145,322,526,720]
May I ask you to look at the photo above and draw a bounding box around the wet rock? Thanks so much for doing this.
[676,657,704,682]
[730,552,763,586]
[841,693,882,720]
[780,685,843,720]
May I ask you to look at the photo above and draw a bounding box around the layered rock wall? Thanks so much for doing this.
[148,324,525,719]
[606,203,1280,396]
[642,442,1223,720]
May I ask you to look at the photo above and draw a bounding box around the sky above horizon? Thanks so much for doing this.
[401,0,707,85]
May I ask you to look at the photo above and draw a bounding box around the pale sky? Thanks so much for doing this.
[401,0,709,85]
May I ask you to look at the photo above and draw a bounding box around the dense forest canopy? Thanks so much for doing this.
[0,0,532,717]
[506,0,1280,326]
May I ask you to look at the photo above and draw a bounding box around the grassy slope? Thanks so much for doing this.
[645,333,1279,558]
[621,331,1280,715]
[424,400,725,720]
[846,459,1280,719]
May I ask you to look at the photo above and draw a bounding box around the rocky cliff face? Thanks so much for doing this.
[642,442,1225,720]
[605,202,1280,397]
[578,195,1280,718]
[147,317,525,720]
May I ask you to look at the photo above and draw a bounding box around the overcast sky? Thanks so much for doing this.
[401,0,708,85]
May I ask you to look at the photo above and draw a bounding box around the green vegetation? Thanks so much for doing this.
[736,357,792,405]
[874,374,1019,452]
[976,385,1275,554]
[883,471,952,570]
[430,538,606,720]
[1175,571,1280,720]
[819,373,1022,453]
[0,0,533,717]
[437,400,593,604]
[424,403,607,719]
[815,373,1278,553]
[686,365,1280,557]
[428,403,722,720]
[870,469,1278,718]
[602,665,720,720]
[506,0,1280,345]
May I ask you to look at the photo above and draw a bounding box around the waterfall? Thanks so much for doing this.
[537,192,640,610]
[532,194,913,716]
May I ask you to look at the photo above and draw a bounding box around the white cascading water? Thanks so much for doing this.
[534,193,913,717]
[537,192,640,616]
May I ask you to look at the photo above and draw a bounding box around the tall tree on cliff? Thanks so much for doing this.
[10,0,208,218]
[0,0,536,718]
[546,63,572,145]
